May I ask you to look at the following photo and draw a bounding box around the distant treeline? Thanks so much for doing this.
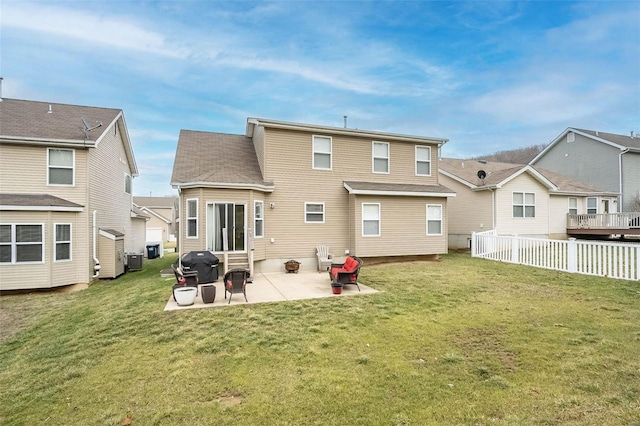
[471,144,546,164]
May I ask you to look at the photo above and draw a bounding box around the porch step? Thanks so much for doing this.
[224,253,250,272]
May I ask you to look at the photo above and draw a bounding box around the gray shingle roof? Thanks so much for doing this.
[439,158,612,194]
[133,196,177,208]
[344,181,455,195]
[0,193,84,209]
[0,98,121,143]
[171,130,272,189]
[574,128,640,150]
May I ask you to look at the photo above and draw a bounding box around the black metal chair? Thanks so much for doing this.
[224,268,250,304]
[172,262,199,300]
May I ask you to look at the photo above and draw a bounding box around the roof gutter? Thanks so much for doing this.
[171,181,275,193]
[0,135,97,147]
[619,148,629,208]
[248,118,448,146]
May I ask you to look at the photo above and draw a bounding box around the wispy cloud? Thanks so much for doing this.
[2,2,187,58]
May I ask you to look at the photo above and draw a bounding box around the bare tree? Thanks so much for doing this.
[630,194,640,212]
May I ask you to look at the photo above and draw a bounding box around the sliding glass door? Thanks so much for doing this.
[207,203,245,252]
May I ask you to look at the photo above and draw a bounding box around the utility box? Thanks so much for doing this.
[98,229,125,279]
[127,253,143,271]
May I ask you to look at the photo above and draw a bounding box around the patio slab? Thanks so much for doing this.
[164,270,377,311]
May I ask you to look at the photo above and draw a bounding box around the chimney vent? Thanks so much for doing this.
[48,104,53,114]
[343,115,347,128]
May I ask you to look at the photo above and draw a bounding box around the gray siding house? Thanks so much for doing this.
[530,128,640,212]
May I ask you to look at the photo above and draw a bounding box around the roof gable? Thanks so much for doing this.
[0,98,138,175]
[531,127,640,164]
[439,158,611,195]
[171,130,273,191]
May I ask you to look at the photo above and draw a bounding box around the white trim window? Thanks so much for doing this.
[0,224,44,264]
[362,203,380,236]
[48,148,74,185]
[54,223,72,262]
[415,146,431,176]
[254,201,264,238]
[568,197,578,215]
[587,197,598,214]
[372,141,390,174]
[426,204,443,235]
[305,202,325,223]
[513,192,535,218]
[312,135,332,170]
[567,132,575,143]
[124,174,132,194]
[186,199,198,238]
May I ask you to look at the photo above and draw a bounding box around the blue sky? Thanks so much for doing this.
[2,1,639,197]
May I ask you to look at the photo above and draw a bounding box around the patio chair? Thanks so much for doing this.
[329,256,363,291]
[316,245,333,272]
[224,268,250,304]
[172,261,199,298]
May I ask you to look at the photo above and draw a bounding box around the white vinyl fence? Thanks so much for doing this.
[471,230,640,281]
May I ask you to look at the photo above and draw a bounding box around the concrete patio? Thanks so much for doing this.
[164,270,378,311]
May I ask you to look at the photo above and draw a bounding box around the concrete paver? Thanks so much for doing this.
[164,270,377,311]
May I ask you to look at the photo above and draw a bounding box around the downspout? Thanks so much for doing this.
[92,210,101,278]
[619,148,629,210]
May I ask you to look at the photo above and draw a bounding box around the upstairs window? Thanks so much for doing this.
[186,199,198,238]
[48,148,74,185]
[513,192,535,218]
[568,198,578,215]
[254,201,264,238]
[415,146,431,176]
[54,224,72,262]
[587,197,598,214]
[312,136,332,170]
[124,174,132,194]
[0,224,44,263]
[372,142,390,173]
[305,202,325,223]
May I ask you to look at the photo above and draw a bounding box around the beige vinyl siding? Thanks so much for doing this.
[495,174,550,236]
[439,174,493,234]
[89,119,138,257]
[179,188,267,261]
[98,234,125,278]
[548,196,571,238]
[258,127,444,260]
[0,211,88,290]
[130,217,147,255]
[0,143,89,205]
[352,195,448,257]
[146,214,170,239]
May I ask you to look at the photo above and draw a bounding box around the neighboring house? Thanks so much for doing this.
[0,98,141,290]
[439,158,619,249]
[133,196,178,243]
[530,128,640,213]
[171,118,456,273]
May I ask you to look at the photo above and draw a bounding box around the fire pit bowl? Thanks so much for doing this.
[284,260,301,273]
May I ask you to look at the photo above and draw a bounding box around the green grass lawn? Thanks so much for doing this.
[1,253,639,425]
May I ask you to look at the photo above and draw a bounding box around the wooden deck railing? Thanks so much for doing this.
[567,212,640,230]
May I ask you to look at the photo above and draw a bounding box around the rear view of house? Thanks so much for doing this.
[171,118,455,273]
[0,98,142,290]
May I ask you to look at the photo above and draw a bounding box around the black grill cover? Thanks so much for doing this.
[181,251,219,283]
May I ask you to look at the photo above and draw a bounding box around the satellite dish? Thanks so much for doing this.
[477,170,487,180]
